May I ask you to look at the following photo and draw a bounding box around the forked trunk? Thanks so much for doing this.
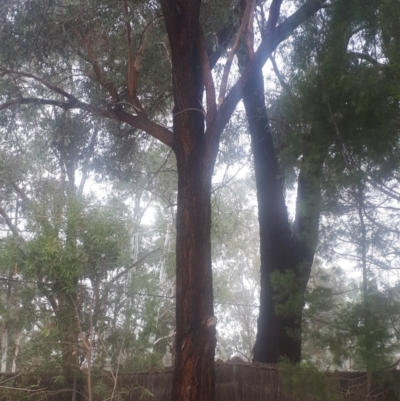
[243,67,323,363]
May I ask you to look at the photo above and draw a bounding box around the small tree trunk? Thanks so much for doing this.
[11,331,21,373]
[1,271,12,373]
[56,293,81,400]
[1,323,8,373]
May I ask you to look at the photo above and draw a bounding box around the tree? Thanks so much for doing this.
[246,0,400,364]
[0,1,329,399]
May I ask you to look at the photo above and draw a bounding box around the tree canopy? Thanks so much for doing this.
[1,1,400,401]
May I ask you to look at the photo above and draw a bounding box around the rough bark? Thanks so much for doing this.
[243,67,324,363]
[160,2,217,400]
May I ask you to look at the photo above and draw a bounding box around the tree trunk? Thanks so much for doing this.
[1,323,8,373]
[172,143,216,400]
[170,54,217,401]
[160,3,217,400]
[11,331,21,373]
[54,289,82,401]
[1,270,12,373]
[243,67,323,363]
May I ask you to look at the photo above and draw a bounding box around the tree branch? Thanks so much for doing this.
[1,96,173,147]
[218,1,250,105]
[264,0,284,35]
[123,1,158,114]
[348,51,387,67]
[362,207,400,235]
[198,28,217,127]
[207,1,245,69]
[206,0,327,164]
[78,130,98,196]
[113,109,173,147]
[0,69,77,101]
[245,0,257,59]
[270,53,294,97]
[102,248,160,293]
[11,183,31,205]
[0,206,20,238]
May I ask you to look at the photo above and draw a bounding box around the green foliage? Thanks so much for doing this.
[279,358,341,401]
[271,269,304,320]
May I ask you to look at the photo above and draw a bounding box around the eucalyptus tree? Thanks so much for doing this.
[0,111,123,385]
[244,0,400,364]
[0,1,330,399]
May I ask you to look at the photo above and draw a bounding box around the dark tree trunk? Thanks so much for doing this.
[243,67,324,364]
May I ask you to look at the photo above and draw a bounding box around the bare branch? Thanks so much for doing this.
[0,97,80,111]
[367,178,400,202]
[198,28,217,126]
[264,0,284,35]
[218,1,250,105]
[124,8,160,114]
[270,54,294,97]
[245,0,257,59]
[113,108,173,147]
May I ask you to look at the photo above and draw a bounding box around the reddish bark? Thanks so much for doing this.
[159,2,218,400]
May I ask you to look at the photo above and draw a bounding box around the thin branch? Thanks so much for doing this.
[0,97,79,111]
[198,28,217,126]
[78,130,98,196]
[0,385,47,393]
[269,53,294,97]
[348,51,387,67]
[205,0,255,71]
[0,206,20,238]
[264,0,284,35]
[366,178,400,202]
[101,248,160,296]
[86,54,121,104]
[362,207,400,235]
[245,0,257,59]
[218,1,250,105]
[123,0,135,103]
[31,0,51,46]
[123,1,157,115]
[0,69,76,101]
[11,183,30,205]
